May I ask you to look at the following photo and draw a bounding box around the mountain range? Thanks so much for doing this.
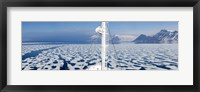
[133,29,178,44]
[90,29,178,44]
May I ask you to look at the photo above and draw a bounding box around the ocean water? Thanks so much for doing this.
[22,42,178,70]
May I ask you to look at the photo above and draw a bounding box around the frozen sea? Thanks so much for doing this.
[107,43,178,70]
[22,42,178,70]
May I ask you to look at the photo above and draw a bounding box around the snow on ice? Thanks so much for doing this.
[22,43,178,70]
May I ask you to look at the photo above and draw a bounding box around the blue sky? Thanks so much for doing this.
[109,22,178,35]
[22,22,178,42]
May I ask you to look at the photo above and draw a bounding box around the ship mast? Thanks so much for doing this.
[101,22,107,70]
[95,22,108,70]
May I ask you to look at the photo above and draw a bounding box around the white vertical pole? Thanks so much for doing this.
[101,22,107,70]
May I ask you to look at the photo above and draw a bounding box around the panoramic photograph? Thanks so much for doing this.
[22,22,178,70]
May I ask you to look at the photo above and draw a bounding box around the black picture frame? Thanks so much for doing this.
[0,0,199,92]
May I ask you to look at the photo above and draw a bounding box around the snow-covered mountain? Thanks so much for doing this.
[90,34,121,44]
[90,34,137,44]
[90,29,178,44]
[90,34,101,43]
[116,35,138,42]
[109,35,121,44]
[133,29,178,44]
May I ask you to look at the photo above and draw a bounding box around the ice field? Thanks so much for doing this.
[107,44,178,70]
[22,43,178,70]
[22,44,102,70]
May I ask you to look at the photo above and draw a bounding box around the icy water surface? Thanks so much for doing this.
[107,44,178,70]
[22,43,178,70]
[22,44,102,70]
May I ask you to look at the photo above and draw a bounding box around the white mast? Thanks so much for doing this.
[95,22,107,70]
[101,22,107,70]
